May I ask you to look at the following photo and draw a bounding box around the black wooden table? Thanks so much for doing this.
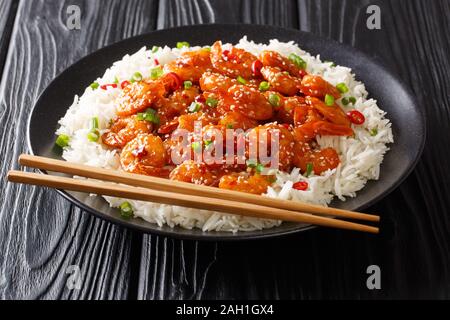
[0,0,448,300]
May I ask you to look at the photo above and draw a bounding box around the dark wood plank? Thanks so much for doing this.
[0,0,158,299]
[0,0,19,80]
[138,0,450,299]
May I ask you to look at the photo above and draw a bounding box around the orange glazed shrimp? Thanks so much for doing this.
[210,41,258,79]
[164,48,213,82]
[218,84,273,120]
[259,50,306,78]
[120,134,168,177]
[116,80,166,116]
[306,96,351,127]
[300,74,341,99]
[169,160,219,186]
[218,173,273,195]
[260,66,302,96]
[102,115,153,149]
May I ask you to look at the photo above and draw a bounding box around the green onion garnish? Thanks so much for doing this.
[150,66,163,80]
[87,131,99,142]
[191,141,202,152]
[268,93,281,107]
[138,108,159,124]
[151,67,163,80]
[237,76,247,85]
[288,53,307,69]
[341,97,349,106]
[151,46,160,53]
[114,76,119,84]
[90,82,99,90]
[255,163,265,174]
[259,81,270,92]
[203,46,211,51]
[183,80,193,89]
[176,41,190,49]
[370,128,378,136]
[131,72,143,82]
[324,94,335,106]
[188,102,202,113]
[226,123,233,129]
[336,83,349,94]
[55,134,70,148]
[119,202,133,219]
[204,140,213,147]
[324,60,336,67]
[246,160,257,168]
[89,117,99,131]
[349,97,357,104]
[206,97,218,108]
[305,163,313,177]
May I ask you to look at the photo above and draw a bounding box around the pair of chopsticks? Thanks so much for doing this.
[7,154,379,233]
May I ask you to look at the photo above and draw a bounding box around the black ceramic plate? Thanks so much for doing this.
[28,24,425,240]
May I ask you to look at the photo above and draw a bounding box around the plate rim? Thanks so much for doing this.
[26,23,426,241]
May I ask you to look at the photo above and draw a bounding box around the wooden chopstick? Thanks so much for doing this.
[18,154,380,223]
[7,170,379,234]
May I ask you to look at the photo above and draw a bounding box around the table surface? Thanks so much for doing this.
[0,0,448,300]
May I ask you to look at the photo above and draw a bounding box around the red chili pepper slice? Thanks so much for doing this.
[293,181,308,191]
[154,58,159,65]
[251,60,263,77]
[347,110,365,125]
[120,80,130,89]
[100,83,118,90]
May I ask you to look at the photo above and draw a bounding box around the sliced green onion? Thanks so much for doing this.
[119,202,133,219]
[324,60,336,67]
[188,102,202,113]
[324,94,335,106]
[237,76,247,85]
[149,66,163,80]
[268,93,281,107]
[246,160,257,168]
[305,163,313,177]
[203,46,211,52]
[55,134,70,148]
[206,97,218,108]
[191,141,202,152]
[226,123,234,129]
[87,131,99,142]
[259,81,270,92]
[255,163,265,174]
[336,83,349,94]
[151,46,160,53]
[136,113,144,121]
[349,97,357,104]
[89,117,99,131]
[204,140,213,147]
[183,80,193,89]
[288,53,307,69]
[370,128,378,136]
[341,97,349,106]
[176,41,190,49]
[114,76,119,84]
[90,82,99,90]
[131,71,143,82]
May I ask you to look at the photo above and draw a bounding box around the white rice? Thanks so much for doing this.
[56,37,393,232]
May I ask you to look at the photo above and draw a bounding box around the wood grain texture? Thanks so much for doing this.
[0,0,19,79]
[138,0,450,299]
[0,0,158,299]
